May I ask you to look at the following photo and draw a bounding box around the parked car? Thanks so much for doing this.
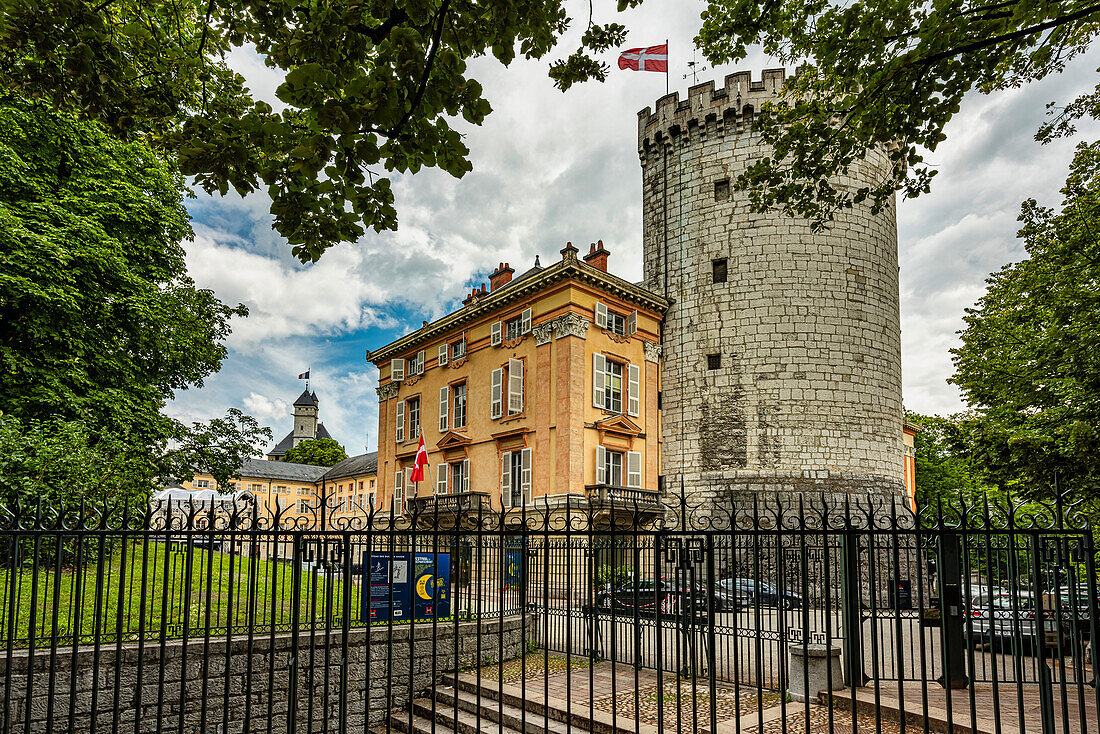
[593,577,732,615]
[968,592,1063,650]
[718,578,802,610]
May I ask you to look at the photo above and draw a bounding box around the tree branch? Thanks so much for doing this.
[352,8,410,44]
[388,0,451,138]
[913,4,1100,67]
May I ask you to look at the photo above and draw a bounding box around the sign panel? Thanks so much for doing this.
[364,552,410,622]
[411,552,450,619]
[363,551,451,622]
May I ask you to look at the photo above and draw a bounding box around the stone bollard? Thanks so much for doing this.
[788,644,843,703]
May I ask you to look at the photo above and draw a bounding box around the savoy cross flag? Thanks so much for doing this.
[409,433,429,483]
[617,44,667,73]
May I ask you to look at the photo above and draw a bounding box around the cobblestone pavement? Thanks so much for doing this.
[591,679,782,731]
[743,707,904,734]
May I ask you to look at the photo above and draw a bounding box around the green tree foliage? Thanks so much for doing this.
[0,100,268,496]
[696,0,1100,227]
[906,412,989,508]
[0,409,269,508]
[0,99,242,445]
[283,438,349,467]
[0,0,640,263]
[951,141,1100,500]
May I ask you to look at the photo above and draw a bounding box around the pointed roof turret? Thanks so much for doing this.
[293,389,318,407]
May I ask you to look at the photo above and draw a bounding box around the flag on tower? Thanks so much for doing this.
[409,434,429,483]
[617,44,668,72]
[297,369,310,380]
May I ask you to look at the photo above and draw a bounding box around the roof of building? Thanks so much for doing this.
[267,422,334,457]
[293,389,319,407]
[367,250,669,363]
[323,451,379,481]
[152,487,256,505]
[236,458,330,482]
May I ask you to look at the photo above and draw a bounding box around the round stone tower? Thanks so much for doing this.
[639,69,904,507]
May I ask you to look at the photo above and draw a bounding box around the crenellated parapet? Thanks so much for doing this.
[637,68,791,162]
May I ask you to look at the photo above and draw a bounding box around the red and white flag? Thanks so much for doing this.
[409,434,429,483]
[618,44,667,73]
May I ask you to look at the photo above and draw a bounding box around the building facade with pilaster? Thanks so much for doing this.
[367,242,669,518]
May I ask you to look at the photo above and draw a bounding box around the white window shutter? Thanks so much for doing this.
[396,400,405,442]
[596,445,607,484]
[462,458,469,493]
[438,343,448,366]
[592,354,606,409]
[491,320,502,346]
[520,307,532,334]
[439,386,449,432]
[627,363,641,417]
[508,358,524,414]
[521,447,532,505]
[416,350,425,374]
[391,358,405,381]
[594,301,608,328]
[393,470,404,511]
[627,451,642,488]
[501,451,512,508]
[437,463,448,495]
[627,310,638,336]
[490,368,503,419]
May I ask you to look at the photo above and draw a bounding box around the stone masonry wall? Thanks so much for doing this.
[0,614,535,734]
[638,69,905,508]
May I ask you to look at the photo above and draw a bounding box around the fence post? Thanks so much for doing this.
[287,532,303,733]
[936,532,968,689]
[840,533,867,687]
[1029,532,1055,734]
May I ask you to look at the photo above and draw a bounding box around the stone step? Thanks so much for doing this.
[428,684,577,734]
[441,673,647,734]
[409,694,530,734]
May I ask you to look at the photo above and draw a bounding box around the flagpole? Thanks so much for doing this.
[665,39,669,95]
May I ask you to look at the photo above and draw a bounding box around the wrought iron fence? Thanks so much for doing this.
[0,489,1097,734]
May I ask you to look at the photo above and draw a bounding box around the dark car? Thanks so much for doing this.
[718,578,802,610]
[593,577,736,615]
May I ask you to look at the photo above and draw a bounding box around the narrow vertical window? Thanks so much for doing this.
[712,258,727,283]
[714,179,730,201]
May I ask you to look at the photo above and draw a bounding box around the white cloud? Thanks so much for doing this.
[170,0,1100,444]
[242,393,289,423]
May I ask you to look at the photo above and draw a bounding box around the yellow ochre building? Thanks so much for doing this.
[367,242,669,518]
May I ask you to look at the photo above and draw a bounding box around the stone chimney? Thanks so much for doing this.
[583,240,610,271]
[461,283,487,306]
[489,262,515,291]
[560,241,579,261]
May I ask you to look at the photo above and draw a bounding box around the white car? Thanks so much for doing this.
[968,592,1062,650]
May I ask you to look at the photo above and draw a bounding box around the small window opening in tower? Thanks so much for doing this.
[712,258,727,283]
[707,354,722,370]
[714,179,730,202]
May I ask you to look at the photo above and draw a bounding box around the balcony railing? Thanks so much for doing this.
[584,484,661,508]
[407,491,492,515]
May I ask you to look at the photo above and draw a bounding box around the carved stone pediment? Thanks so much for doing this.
[553,312,590,340]
[643,341,662,363]
[532,321,554,346]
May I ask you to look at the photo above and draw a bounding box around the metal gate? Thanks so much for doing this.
[0,488,1096,734]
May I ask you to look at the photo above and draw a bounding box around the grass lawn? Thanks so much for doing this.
[0,541,358,648]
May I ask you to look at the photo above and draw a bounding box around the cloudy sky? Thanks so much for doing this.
[166,0,1100,457]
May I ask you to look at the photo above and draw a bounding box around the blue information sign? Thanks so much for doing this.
[363,552,450,622]
[411,552,450,620]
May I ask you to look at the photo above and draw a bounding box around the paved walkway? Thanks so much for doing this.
[475,654,1098,734]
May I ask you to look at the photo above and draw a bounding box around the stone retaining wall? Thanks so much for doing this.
[1,613,535,733]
